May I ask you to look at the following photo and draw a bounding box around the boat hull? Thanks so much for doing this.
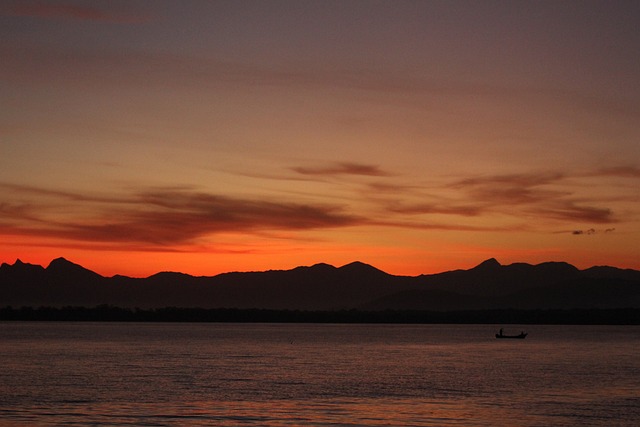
[495,333,527,339]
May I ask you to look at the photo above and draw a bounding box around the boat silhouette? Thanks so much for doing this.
[495,328,527,339]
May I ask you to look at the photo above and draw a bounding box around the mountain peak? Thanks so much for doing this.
[47,257,75,269]
[310,262,336,270]
[0,258,45,273]
[472,258,501,270]
[341,261,371,268]
[288,263,337,275]
[339,261,388,275]
[11,258,42,268]
[46,257,103,279]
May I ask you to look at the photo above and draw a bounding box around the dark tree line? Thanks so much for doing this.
[1,305,639,324]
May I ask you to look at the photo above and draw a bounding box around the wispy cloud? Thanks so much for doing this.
[448,171,616,224]
[366,182,419,193]
[292,162,392,177]
[530,202,614,224]
[3,1,149,23]
[451,172,567,205]
[554,227,615,236]
[387,203,483,217]
[1,35,637,131]
[0,182,127,204]
[370,218,516,233]
[594,165,640,179]
[0,185,363,247]
[0,42,560,114]
[572,228,596,235]
[1,163,634,252]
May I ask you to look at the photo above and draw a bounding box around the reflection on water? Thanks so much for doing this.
[0,323,639,426]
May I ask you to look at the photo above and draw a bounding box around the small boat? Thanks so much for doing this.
[495,329,527,339]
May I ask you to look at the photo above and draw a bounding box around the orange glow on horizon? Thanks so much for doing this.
[1,2,638,280]
[2,233,639,279]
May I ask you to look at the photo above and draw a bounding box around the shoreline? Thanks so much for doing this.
[1,306,639,325]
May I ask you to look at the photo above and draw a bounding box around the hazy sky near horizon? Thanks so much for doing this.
[1,0,639,277]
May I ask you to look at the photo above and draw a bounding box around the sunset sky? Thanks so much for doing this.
[1,0,639,277]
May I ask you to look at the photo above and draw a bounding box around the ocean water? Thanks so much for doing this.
[0,322,638,426]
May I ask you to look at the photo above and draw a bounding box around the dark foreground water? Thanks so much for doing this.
[0,323,638,426]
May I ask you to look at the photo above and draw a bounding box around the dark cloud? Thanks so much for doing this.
[565,227,616,235]
[292,162,392,177]
[452,172,565,188]
[388,203,483,217]
[0,185,364,246]
[370,218,515,233]
[451,172,566,205]
[3,1,149,23]
[531,203,614,224]
[450,172,616,224]
[0,163,630,251]
[572,228,596,235]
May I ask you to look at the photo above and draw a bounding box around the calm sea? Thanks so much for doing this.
[0,322,638,426]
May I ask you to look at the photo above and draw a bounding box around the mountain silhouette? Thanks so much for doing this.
[47,257,104,283]
[1,258,639,310]
[471,257,501,271]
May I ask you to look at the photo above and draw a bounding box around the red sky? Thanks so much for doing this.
[1,0,639,277]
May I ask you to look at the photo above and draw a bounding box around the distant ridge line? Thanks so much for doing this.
[1,257,639,312]
[2,256,637,279]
